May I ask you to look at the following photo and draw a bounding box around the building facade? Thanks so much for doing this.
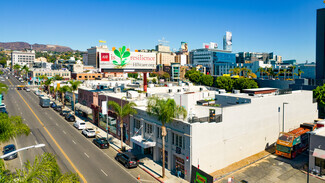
[11,50,35,67]
[316,8,325,83]
[28,69,71,80]
[71,73,102,80]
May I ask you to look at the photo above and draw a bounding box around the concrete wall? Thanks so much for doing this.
[255,79,294,89]
[191,90,318,174]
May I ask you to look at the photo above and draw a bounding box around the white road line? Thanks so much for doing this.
[101,169,108,176]
[63,130,66,134]
[13,137,23,168]
[72,140,76,144]
[84,152,89,158]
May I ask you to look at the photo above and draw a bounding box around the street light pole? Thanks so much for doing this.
[283,102,289,132]
[0,144,45,159]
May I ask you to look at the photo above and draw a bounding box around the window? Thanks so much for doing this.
[134,119,141,129]
[145,123,153,134]
[79,76,82,78]
[172,133,185,149]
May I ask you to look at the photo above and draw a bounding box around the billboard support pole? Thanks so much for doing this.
[143,72,147,92]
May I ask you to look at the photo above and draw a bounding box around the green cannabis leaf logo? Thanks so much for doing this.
[113,46,131,68]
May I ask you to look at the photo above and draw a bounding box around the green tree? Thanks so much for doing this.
[0,83,8,105]
[53,75,63,81]
[44,78,54,96]
[21,65,29,81]
[68,80,82,113]
[189,72,201,84]
[107,100,137,150]
[214,76,234,91]
[0,113,30,143]
[13,64,21,75]
[233,78,258,91]
[152,78,157,84]
[147,97,187,178]
[291,65,296,80]
[162,72,170,80]
[201,74,214,86]
[185,68,199,79]
[314,84,325,106]
[257,68,265,79]
[298,70,304,79]
[9,153,79,182]
[58,85,70,108]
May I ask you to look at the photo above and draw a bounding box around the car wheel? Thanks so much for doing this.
[124,163,129,168]
[115,156,118,161]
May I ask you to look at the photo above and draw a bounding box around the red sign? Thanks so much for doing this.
[101,53,110,61]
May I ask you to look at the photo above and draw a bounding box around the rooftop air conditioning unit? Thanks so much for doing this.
[233,90,240,94]
[219,89,226,94]
[177,89,181,92]
[168,89,173,93]
[113,87,121,93]
[200,87,203,91]
[146,93,152,97]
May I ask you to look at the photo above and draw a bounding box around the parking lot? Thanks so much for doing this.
[218,153,324,183]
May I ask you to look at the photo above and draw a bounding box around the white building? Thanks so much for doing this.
[11,50,35,67]
[128,87,317,181]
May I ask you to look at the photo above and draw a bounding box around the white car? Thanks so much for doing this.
[26,88,30,92]
[82,128,96,138]
[73,120,86,130]
[0,104,6,108]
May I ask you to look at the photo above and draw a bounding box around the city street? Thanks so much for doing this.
[1,74,157,183]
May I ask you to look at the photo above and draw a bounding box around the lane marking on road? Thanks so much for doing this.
[9,79,88,183]
[63,130,66,134]
[13,137,23,168]
[84,153,89,158]
[101,169,108,176]
[72,140,76,144]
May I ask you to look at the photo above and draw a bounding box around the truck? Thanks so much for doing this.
[17,85,25,90]
[276,123,317,159]
[39,97,50,108]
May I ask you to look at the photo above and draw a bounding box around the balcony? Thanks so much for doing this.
[188,114,222,123]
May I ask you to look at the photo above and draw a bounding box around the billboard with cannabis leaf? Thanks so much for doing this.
[100,46,156,70]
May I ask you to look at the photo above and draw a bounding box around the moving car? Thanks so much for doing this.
[39,97,50,108]
[73,120,86,130]
[115,152,139,168]
[82,128,96,138]
[3,144,17,160]
[93,137,109,149]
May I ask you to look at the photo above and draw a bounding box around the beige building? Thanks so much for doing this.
[155,45,175,66]
[28,69,71,80]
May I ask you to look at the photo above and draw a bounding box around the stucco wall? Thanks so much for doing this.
[191,90,318,173]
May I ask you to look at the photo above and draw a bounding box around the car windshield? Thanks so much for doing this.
[278,134,294,143]
[100,139,108,143]
[4,146,15,153]
[89,130,95,133]
[80,123,85,125]
[276,144,291,153]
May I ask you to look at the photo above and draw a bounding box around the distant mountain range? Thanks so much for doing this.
[0,42,73,52]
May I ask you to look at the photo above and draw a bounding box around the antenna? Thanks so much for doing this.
[158,37,169,46]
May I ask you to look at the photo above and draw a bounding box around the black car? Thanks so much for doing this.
[3,144,17,160]
[115,152,139,168]
[0,107,8,114]
[93,138,109,149]
[65,113,75,122]
[54,105,62,112]
[60,109,70,116]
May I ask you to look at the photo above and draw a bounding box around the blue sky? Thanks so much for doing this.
[0,0,324,63]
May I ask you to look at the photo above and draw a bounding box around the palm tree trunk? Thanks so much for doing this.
[161,125,166,178]
[120,120,124,150]
[73,93,75,113]
[48,85,50,96]
[62,92,65,108]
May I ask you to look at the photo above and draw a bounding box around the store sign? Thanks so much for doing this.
[101,53,110,61]
[100,46,156,70]
[190,166,213,183]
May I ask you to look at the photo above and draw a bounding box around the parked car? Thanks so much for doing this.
[0,104,6,108]
[60,109,70,116]
[82,128,96,138]
[26,88,30,92]
[54,105,62,112]
[115,152,139,168]
[93,137,109,149]
[0,107,8,114]
[73,120,86,130]
[3,144,17,160]
[65,113,76,122]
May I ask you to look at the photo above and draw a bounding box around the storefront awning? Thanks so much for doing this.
[313,148,325,159]
[75,103,92,115]
[131,135,156,149]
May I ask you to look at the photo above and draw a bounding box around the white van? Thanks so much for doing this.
[73,120,86,130]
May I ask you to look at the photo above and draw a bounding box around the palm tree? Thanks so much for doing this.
[0,83,8,105]
[44,78,54,96]
[147,97,187,178]
[59,85,70,108]
[298,70,304,79]
[14,153,79,182]
[0,113,30,143]
[283,69,287,80]
[107,100,137,150]
[68,80,82,113]
[21,65,29,81]
[291,65,296,80]
[257,68,265,79]
[13,64,21,76]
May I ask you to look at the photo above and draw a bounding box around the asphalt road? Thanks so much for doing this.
[2,73,157,183]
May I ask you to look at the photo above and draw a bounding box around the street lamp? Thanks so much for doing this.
[307,131,315,183]
[282,102,289,132]
[0,144,45,159]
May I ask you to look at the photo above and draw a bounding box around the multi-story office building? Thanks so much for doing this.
[316,8,325,83]
[237,52,281,64]
[223,31,232,51]
[28,69,71,81]
[190,48,236,75]
[87,45,109,68]
[11,50,35,67]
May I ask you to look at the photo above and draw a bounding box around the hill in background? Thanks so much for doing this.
[0,42,73,52]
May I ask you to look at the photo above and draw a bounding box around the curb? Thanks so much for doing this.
[139,165,164,183]
[300,169,325,181]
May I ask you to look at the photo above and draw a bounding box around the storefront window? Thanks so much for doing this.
[87,113,93,122]
[99,113,117,135]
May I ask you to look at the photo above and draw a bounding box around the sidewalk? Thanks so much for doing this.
[84,120,188,183]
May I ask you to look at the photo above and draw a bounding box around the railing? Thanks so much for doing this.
[188,114,222,123]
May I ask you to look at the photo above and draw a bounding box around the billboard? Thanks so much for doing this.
[190,165,213,183]
[100,50,156,70]
[181,42,188,52]
[226,31,232,46]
